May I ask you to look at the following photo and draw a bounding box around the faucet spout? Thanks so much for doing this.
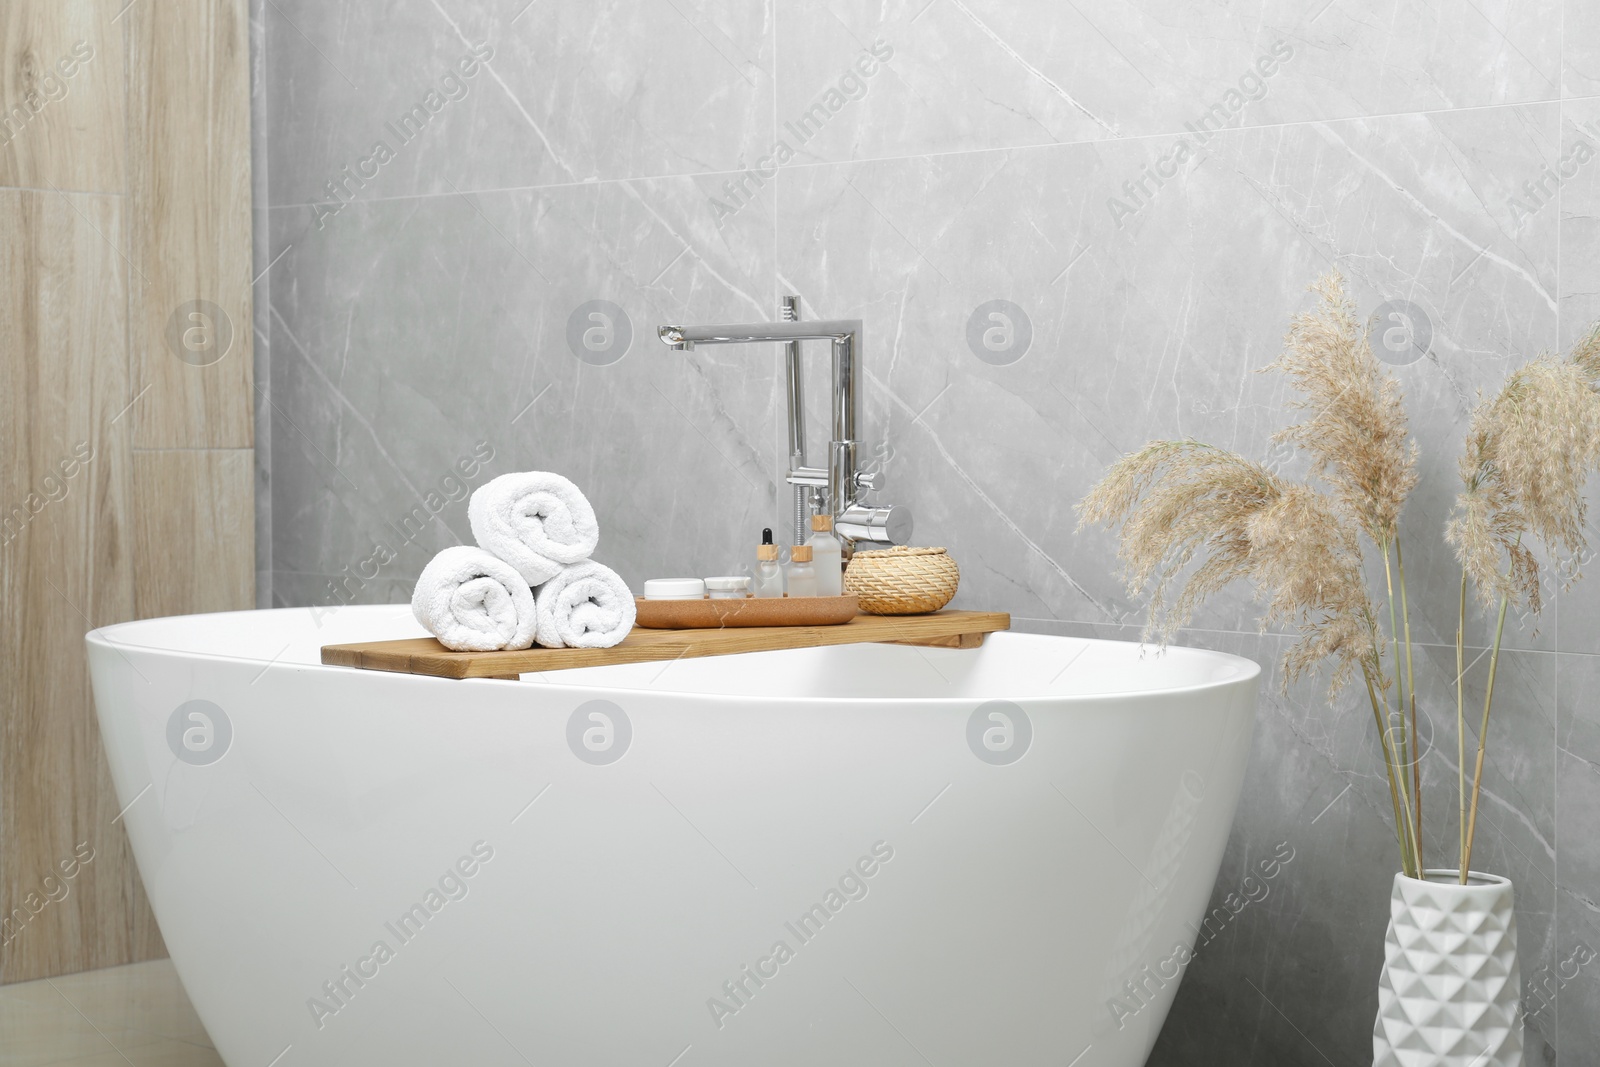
[657,325,693,350]
[656,319,862,348]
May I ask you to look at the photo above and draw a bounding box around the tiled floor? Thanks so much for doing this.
[1,959,222,1067]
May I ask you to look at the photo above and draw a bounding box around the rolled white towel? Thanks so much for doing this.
[468,472,599,586]
[412,546,537,652]
[534,560,637,649]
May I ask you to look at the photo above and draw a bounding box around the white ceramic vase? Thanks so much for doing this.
[1373,870,1524,1066]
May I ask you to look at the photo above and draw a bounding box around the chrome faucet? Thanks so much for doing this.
[658,297,912,551]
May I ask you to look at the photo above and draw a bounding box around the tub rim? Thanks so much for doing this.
[85,605,1263,707]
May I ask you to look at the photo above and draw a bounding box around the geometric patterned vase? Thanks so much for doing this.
[1373,870,1524,1066]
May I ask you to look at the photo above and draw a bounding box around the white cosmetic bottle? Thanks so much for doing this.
[786,544,817,597]
[807,513,843,596]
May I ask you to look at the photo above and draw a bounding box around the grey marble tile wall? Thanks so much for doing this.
[256,1,1597,1062]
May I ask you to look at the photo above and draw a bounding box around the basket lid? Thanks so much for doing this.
[854,545,947,558]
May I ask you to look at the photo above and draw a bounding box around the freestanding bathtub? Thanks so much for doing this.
[86,604,1258,1067]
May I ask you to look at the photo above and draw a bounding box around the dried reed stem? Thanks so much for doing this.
[1379,538,1415,869]
[1451,333,1600,878]
[1396,535,1420,864]
[1462,592,1510,882]
[1456,571,1468,870]
[1263,271,1421,873]
[1365,665,1417,878]
[1375,651,1423,877]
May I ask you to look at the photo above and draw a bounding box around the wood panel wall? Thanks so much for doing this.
[0,0,254,984]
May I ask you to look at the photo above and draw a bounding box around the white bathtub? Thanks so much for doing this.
[86,605,1258,1067]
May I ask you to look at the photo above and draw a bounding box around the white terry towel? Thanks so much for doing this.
[412,546,537,652]
[468,472,600,586]
[534,560,637,649]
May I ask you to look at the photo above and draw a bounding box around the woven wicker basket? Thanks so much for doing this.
[844,546,959,615]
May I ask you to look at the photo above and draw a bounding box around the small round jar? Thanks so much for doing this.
[705,576,751,600]
[642,578,706,601]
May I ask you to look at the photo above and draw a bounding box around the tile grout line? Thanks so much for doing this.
[254,93,1600,214]
[1553,60,1564,1043]
[42,978,138,1067]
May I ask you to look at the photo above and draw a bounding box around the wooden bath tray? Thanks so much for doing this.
[320,609,1011,680]
[635,595,858,628]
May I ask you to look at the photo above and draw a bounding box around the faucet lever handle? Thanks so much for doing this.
[854,469,885,492]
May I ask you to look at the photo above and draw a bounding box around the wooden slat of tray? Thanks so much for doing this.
[320,610,1011,680]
